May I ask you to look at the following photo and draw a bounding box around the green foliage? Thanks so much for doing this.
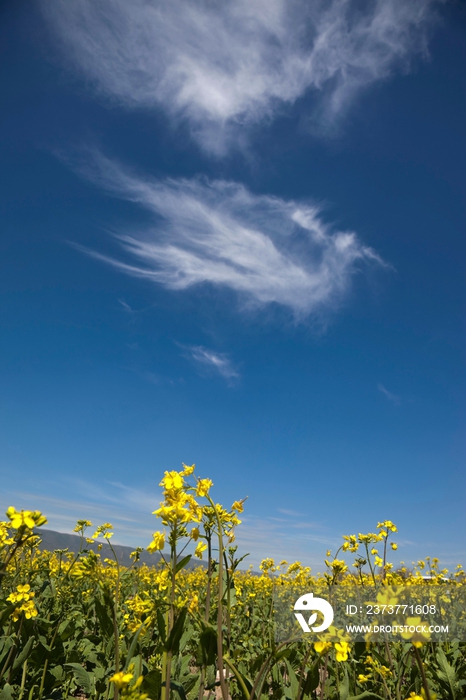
[1,478,465,699]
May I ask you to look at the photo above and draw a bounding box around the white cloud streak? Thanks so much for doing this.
[40,0,439,152]
[185,346,239,381]
[73,154,384,319]
[378,383,401,404]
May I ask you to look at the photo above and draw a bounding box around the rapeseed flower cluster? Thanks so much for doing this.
[92,522,114,540]
[1,482,464,700]
[123,593,155,633]
[6,507,47,530]
[110,666,148,699]
[0,521,14,547]
[400,616,431,648]
[148,464,242,556]
[153,464,206,527]
[314,625,351,661]
[7,583,38,621]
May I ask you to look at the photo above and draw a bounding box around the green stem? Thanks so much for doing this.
[18,659,28,700]
[223,656,248,699]
[2,616,23,682]
[39,619,61,699]
[248,637,301,700]
[365,543,377,586]
[321,653,329,700]
[296,647,315,700]
[198,533,213,700]
[0,641,16,680]
[382,535,389,581]
[0,531,34,580]
[205,496,229,700]
[394,649,409,700]
[163,528,177,700]
[106,537,121,700]
[413,646,431,700]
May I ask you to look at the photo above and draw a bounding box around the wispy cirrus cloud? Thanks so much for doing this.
[40,0,440,152]
[184,346,239,382]
[378,383,401,405]
[71,153,385,319]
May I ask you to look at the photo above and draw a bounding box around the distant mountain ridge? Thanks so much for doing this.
[37,529,166,568]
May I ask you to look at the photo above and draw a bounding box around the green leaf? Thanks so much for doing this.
[0,683,13,700]
[94,598,113,639]
[123,625,144,670]
[284,659,299,699]
[340,668,349,700]
[142,669,162,700]
[164,607,187,654]
[436,647,458,699]
[50,664,66,682]
[224,657,251,699]
[175,555,192,574]
[38,634,51,652]
[348,693,385,700]
[12,636,34,671]
[178,627,193,654]
[94,665,106,680]
[156,607,166,644]
[0,605,15,627]
[196,626,217,667]
[65,662,92,694]
[168,679,188,700]
[58,618,76,641]
[302,661,320,696]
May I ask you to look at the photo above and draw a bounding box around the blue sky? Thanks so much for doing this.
[1,0,465,570]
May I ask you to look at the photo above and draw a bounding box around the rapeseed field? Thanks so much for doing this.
[1,465,465,699]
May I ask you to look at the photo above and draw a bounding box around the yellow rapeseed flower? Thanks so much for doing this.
[326,559,348,575]
[196,479,213,497]
[400,617,431,648]
[194,542,207,559]
[92,523,114,539]
[147,531,165,552]
[334,641,350,662]
[74,519,92,533]
[110,671,134,688]
[160,470,184,491]
[376,590,398,607]
[377,520,397,533]
[6,507,47,529]
[188,593,199,613]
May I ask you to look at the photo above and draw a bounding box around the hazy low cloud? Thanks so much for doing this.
[185,346,239,382]
[235,514,337,569]
[74,153,384,319]
[41,0,439,152]
[0,482,333,567]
